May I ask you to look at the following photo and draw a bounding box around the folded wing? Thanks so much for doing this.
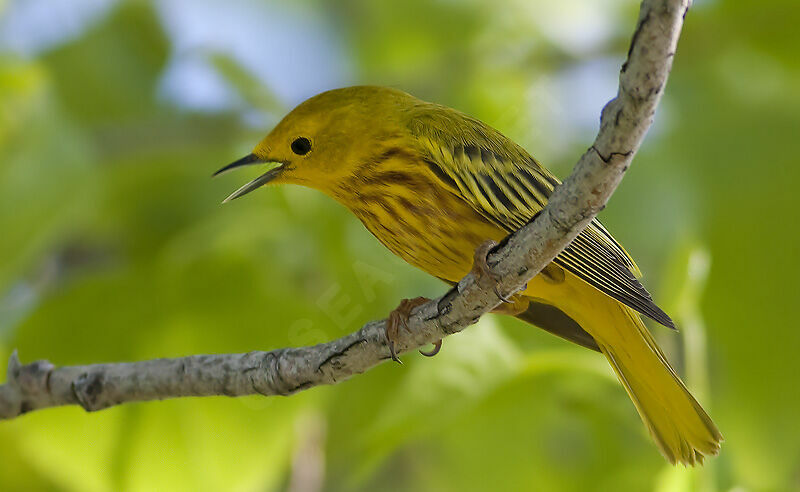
[408,109,673,328]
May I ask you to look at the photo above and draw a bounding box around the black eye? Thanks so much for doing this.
[291,137,312,155]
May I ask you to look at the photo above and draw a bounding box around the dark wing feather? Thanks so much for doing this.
[516,301,601,352]
[408,107,674,329]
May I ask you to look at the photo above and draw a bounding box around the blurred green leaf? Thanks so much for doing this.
[42,1,168,125]
[208,52,286,115]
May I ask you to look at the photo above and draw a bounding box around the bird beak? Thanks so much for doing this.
[214,153,287,203]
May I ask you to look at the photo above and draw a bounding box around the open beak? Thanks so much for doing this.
[214,153,286,203]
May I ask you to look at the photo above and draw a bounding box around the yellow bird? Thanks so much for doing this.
[216,86,722,465]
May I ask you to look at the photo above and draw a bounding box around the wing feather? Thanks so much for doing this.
[408,107,673,328]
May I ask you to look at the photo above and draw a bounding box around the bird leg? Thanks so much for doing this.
[385,296,433,363]
[384,240,523,363]
[472,239,517,304]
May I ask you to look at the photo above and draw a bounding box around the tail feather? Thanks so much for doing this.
[594,306,723,465]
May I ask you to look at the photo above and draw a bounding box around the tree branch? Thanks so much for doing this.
[0,0,690,420]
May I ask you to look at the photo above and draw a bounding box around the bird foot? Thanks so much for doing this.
[385,297,440,363]
[419,339,442,357]
[471,240,513,303]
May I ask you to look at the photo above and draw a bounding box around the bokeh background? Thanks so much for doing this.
[1,0,798,490]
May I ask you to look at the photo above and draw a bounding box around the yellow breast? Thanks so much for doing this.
[333,150,505,283]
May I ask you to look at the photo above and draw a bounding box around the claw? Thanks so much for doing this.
[471,240,500,280]
[385,297,430,363]
[419,339,442,357]
[494,286,513,304]
[472,239,513,303]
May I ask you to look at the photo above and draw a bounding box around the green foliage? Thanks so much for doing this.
[1,0,798,490]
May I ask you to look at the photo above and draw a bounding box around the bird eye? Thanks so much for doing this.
[291,137,312,155]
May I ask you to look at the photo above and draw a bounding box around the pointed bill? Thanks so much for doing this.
[213,153,261,177]
[221,164,285,203]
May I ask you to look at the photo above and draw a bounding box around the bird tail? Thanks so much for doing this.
[590,304,723,465]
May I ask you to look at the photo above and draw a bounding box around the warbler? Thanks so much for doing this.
[216,86,722,465]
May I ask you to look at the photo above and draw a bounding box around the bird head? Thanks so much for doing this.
[215,86,414,202]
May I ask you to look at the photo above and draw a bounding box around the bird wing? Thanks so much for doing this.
[407,107,674,328]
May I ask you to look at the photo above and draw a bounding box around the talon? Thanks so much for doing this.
[471,240,501,282]
[419,339,442,357]
[384,296,430,363]
[494,285,513,303]
[472,239,512,301]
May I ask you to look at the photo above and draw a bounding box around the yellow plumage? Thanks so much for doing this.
[218,86,722,464]
[525,271,721,464]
